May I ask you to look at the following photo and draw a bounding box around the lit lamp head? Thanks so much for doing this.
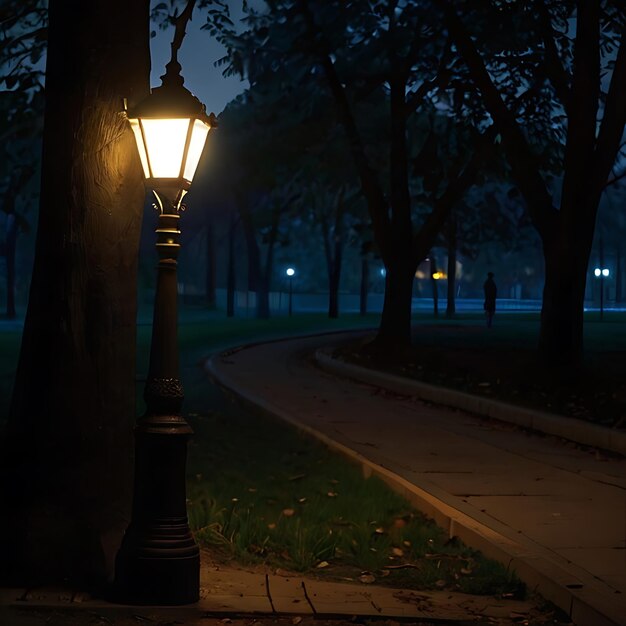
[594,268,602,277]
[127,59,217,211]
[286,267,295,277]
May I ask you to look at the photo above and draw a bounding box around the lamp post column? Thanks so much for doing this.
[115,195,199,605]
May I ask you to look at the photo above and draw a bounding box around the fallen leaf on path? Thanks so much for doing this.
[288,473,306,481]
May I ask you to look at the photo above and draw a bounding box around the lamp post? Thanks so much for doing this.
[114,55,216,605]
[286,267,295,316]
[594,267,610,321]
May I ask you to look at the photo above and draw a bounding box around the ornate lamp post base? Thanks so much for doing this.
[115,415,199,605]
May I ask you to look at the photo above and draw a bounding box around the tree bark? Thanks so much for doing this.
[359,257,369,316]
[1,0,150,587]
[446,214,456,318]
[226,215,236,317]
[205,215,216,308]
[371,260,415,357]
[430,254,439,317]
[327,237,343,319]
[5,213,17,319]
[539,233,590,365]
[616,246,622,303]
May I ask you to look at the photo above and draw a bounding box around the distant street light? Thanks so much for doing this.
[286,267,295,316]
[115,52,216,605]
[594,267,610,320]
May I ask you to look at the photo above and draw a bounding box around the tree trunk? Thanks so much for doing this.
[328,239,342,319]
[256,275,270,319]
[226,217,235,317]
[359,257,369,316]
[1,0,150,587]
[446,215,456,318]
[5,213,17,319]
[616,245,622,303]
[205,216,216,308]
[430,254,439,317]
[539,236,591,365]
[371,260,415,358]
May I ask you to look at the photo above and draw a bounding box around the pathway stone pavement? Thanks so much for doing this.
[206,332,626,626]
[0,555,546,625]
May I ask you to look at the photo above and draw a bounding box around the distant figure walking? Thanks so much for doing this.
[483,272,497,328]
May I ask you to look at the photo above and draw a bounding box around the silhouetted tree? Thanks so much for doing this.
[205,0,489,357]
[444,0,626,363]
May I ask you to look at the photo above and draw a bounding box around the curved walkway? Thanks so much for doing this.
[206,331,626,626]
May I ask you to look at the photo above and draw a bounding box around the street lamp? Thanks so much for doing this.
[286,267,295,316]
[115,56,216,605]
[594,267,610,320]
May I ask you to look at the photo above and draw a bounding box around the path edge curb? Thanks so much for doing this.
[314,347,626,457]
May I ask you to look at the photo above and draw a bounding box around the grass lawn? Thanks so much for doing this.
[336,310,626,429]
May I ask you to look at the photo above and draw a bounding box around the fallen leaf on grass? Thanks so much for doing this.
[327,491,338,497]
[267,523,276,530]
[316,560,329,568]
[359,573,376,584]
[282,508,295,517]
[392,547,404,557]
[435,579,446,588]
[288,473,306,481]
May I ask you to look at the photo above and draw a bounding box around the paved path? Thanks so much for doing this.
[207,332,626,626]
[0,554,544,624]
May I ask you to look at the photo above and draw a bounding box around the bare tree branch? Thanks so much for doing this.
[592,21,626,194]
[440,0,557,240]
[537,0,571,114]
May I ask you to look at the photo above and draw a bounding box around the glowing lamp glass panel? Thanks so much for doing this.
[141,118,190,179]
[594,268,601,277]
[129,119,151,178]
[183,120,210,182]
[602,268,610,277]
[286,268,295,277]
